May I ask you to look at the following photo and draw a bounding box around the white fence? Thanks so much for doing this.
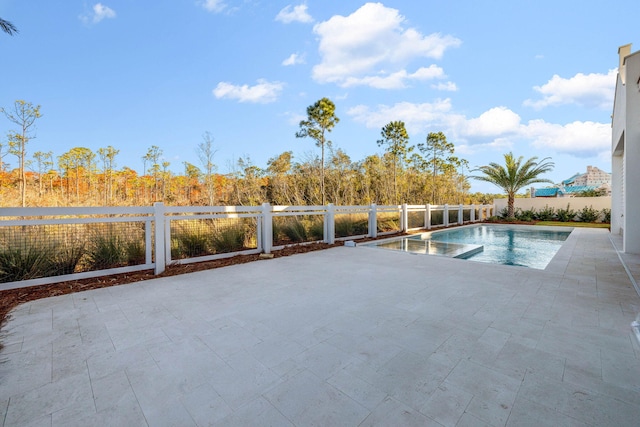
[0,202,493,291]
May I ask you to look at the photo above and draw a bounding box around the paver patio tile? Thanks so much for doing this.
[455,412,492,427]
[265,369,369,426]
[506,395,589,427]
[356,350,453,411]
[293,341,360,380]
[491,340,565,381]
[217,397,293,426]
[420,381,473,427]
[4,371,94,426]
[600,348,640,392]
[1,228,639,425]
[360,396,442,426]
[444,359,520,412]
[326,368,387,411]
[180,383,233,426]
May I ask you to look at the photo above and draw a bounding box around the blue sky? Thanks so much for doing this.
[0,1,635,194]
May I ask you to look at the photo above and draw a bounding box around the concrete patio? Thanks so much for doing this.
[1,227,639,426]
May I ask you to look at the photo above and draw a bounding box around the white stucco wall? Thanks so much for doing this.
[612,46,640,254]
[622,52,640,253]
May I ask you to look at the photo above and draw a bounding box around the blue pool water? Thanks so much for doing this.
[371,225,572,269]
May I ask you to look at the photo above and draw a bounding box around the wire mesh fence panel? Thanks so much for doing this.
[463,209,472,222]
[376,211,400,233]
[82,222,147,271]
[407,211,425,229]
[0,221,147,283]
[272,214,324,246]
[430,210,444,227]
[334,213,369,238]
[170,217,257,259]
[448,209,459,224]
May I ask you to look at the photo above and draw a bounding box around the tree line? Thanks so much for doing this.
[1,98,500,208]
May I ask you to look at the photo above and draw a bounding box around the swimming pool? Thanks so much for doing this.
[366,224,573,269]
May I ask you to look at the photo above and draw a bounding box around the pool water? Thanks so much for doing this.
[368,225,572,269]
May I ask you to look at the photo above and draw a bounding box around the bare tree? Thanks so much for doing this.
[98,146,119,205]
[197,132,218,206]
[2,100,42,206]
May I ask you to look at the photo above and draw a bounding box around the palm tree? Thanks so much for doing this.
[472,152,554,218]
[0,18,18,35]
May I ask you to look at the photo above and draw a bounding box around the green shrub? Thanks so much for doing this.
[281,219,308,242]
[305,218,325,241]
[556,204,576,222]
[515,208,536,222]
[497,207,509,219]
[50,243,85,276]
[535,205,556,221]
[601,208,611,224]
[124,240,146,265]
[175,231,209,258]
[335,214,368,237]
[0,244,53,282]
[211,225,246,253]
[577,206,600,223]
[377,214,399,232]
[87,234,126,269]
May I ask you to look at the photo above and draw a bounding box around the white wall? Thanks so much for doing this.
[622,52,640,253]
[494,197,611,216]
[612,47,640,254]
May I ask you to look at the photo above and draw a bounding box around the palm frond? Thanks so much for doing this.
[0,18,18,36]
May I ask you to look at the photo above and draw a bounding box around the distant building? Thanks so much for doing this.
[531,166,611,198]
[612,43,640,254]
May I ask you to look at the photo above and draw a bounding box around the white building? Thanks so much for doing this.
[572,166,611,186]
[612,43,640,254]
[531,165,611,198]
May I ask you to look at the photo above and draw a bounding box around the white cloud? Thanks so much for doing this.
[282,53,305,66]
[311,3,461,88]
[431,81,457,91]
[341,65,445,89]
[276,4,313,23]
[525,120,611,157]
[199,0,226,13]
[284,111,306,125]
[524,69,617,110]
[457,138,513,155]
[348,100,609,158]
[460,107,521,137]
[348,99,453,134]
[213,79,284,103]
[79,3,116,25]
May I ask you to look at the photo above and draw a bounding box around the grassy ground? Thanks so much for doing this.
[534,221,610,229]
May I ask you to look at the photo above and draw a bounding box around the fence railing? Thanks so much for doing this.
[0,203,493,291]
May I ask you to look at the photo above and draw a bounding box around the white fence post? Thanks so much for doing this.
[154,202,166,275]
[426,204,431,230]
[369,203,377,238]
[470,204,476,222]
[325,203,335,244]
[262,202,272,254]
[444,204,449,227]
[401,204,408,232]
[458,204,464,225]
